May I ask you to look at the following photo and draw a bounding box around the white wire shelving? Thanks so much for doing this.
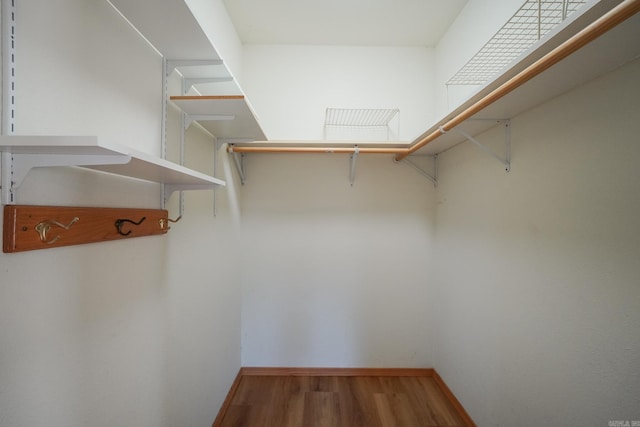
[447,0,587,86]
[323,108,400,141]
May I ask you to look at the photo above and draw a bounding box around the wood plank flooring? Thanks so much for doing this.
[215,373,469,427]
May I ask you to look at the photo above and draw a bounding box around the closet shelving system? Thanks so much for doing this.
[105,0,266,142]
[2,0,638,197]
[401,0,640,160]
[228,0,640,181]
[0,0,266,205]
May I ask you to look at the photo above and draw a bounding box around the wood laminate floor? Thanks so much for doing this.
[216,374,468,427]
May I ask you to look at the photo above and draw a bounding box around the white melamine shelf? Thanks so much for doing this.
[413,0,640,156]
[107,0,221,62]
[108,0,268,142]
[170,96,267,141]
[0,136,225,203]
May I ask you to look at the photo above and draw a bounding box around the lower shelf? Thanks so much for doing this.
[0,135,225,204]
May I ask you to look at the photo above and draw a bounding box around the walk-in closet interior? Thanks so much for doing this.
[1,0,639,425]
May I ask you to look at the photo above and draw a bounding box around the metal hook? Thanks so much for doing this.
[159,215,181,231]
[115,216,146,236]
[35,217,80,244]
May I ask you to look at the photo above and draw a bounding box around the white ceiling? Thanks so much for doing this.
[222,0,469,47]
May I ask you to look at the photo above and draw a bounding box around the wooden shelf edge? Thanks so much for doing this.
[170,95,245,101]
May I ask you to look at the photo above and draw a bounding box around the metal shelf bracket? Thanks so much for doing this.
[228,145,246,185]
[1,151,13,204]
[184,77,233,91]
[184,114,235,129]
[166,59,224,76]
[1,152,131,205]
[444,120,511,172]
[402,154,438,187]
[349,146,359,186]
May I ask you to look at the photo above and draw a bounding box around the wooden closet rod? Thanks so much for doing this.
[228,146,409,155]
[395,0,640,161]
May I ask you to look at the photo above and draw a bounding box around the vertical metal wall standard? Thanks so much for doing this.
[212,138,219,217]
[160,58,168,209]
[178,75,187,218]
[165,59,226,218]
[1,0,16,205]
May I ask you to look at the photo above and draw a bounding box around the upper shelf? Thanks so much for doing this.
[107,0,221,61]
[413,0,640,156]
[107,0,268,142]
[171,96,267,141]
[0,136,225,204]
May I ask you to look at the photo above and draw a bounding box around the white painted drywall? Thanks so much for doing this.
[0,1,242,426]
[241,45,435,141]
[429,57,640,426]
[239,153,436,367]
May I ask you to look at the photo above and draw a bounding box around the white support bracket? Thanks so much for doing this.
[443,120,511,172]
[184,114,235,129]
[228,145,246,185]
[1,152,131,205]
[1,151,12,204]
[213,139,220,218]
[402,154,438,187]
[184,77,233,91]
[166,59,223,76]
[349,146,359,186]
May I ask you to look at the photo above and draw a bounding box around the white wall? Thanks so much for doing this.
[429,57,640,426]
[163,116,243,426]
[239,153,436,367]
[0,1,241,426]
[242,45,435,141]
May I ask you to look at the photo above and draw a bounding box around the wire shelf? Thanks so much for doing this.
[447,0,587,85]
[324,108,400,141]
[325,108,399,127]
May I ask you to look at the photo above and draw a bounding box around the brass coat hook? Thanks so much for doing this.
[35,217,80,244]
[159,215,181,231]
[115,216,146,236]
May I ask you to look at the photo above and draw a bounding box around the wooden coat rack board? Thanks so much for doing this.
[3,205,174,253]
